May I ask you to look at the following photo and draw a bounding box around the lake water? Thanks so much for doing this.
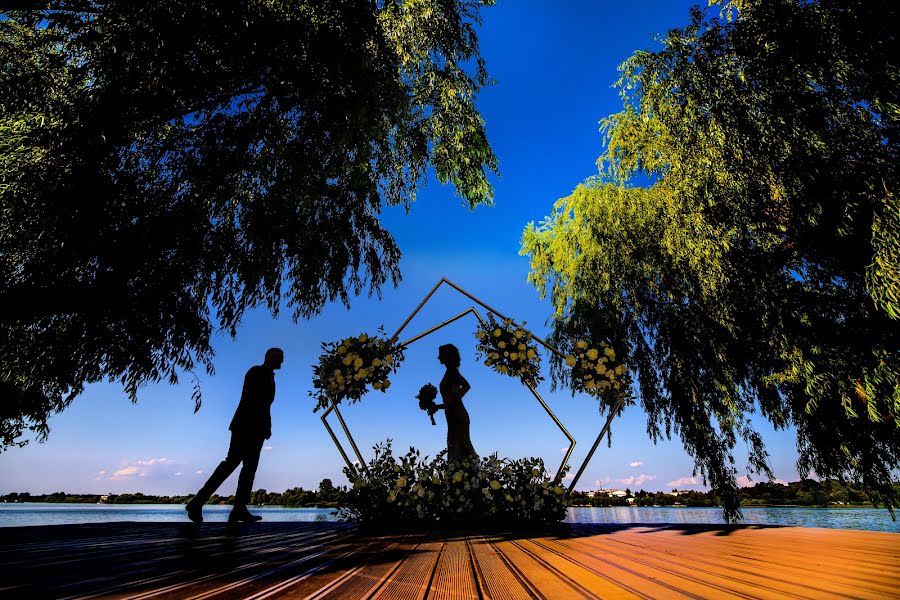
[0,503,897,532]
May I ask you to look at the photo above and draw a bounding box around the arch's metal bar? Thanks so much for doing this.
[390,278,566,358]
[320,404,358,481]
[440,279,567,359]
[331,402,366,475]
[525,382,576,482]
[566,394,629,495]
[389,278,446,343]
[320,276,597,496]
[398,308,484,349]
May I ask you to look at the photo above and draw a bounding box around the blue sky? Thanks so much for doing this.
[0,0,802,496]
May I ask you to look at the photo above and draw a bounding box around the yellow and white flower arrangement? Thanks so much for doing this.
[565,340,627,399]
[338,440,568,526]
[475,315,541,388]
[311,330,404,411]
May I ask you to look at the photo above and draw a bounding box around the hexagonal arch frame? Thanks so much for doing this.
[319,277,628,496]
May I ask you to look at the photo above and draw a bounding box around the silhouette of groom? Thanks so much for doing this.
[187,347,284,523]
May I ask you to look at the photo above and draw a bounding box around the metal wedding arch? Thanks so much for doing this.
[319,277,628,495]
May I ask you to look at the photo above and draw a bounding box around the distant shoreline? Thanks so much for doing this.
[568,503,882,509]
[4,500,883,510]
[0,501,339,508]
[0,490,340,508]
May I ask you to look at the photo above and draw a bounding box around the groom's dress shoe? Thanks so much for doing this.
[228,508,262,523]
[186,501,203,523]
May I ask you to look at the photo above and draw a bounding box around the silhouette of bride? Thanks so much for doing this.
[435,344,477,462]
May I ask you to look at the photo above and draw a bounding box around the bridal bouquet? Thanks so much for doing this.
[311,331,404,411]
[565,340,627,399]
[416,383,439,425]
[475,314,541,388]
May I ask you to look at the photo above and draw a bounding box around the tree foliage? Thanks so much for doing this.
[522,0,899,521]
[0,0,497,448]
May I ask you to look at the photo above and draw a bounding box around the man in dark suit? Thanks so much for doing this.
[186,347,284,523]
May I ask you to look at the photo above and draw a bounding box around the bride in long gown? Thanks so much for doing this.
[435,344,477,462]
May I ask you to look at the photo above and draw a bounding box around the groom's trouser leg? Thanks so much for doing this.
[192,433,243,505]
[233,437,265,509]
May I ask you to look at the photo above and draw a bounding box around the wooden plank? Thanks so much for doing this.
[563,525,899,599]
[427,534,479,600]
[1,522,898,600]
[542,533,808,599]
[370,539,443,600]
[290,533,420,600]
[73,527,354,600]
[488,536,597,599]
[467,534,537,600]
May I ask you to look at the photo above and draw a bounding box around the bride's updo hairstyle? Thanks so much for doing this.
[439,344,461,368]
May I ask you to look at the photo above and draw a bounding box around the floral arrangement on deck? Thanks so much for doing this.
[475,315,542,388]
[565,340,628,401]
[339,440,568,527]
[311,331,404,412]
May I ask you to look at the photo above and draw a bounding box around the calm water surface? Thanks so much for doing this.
[565,506,899,532]
[0,504,897,532]
[0,503,340,527]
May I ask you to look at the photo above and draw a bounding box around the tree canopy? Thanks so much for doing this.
[0,0,497,448]
[522,0,899,520]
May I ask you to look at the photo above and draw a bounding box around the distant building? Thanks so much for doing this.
[608,490,628,498]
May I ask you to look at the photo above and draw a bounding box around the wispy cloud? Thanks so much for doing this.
[666,476,701,487]
[618,474,656,487]
[562,473,574,481]
[112,466,140,479]
[98,458,183,481]
[263,446,273,452]
[628,461,644,468]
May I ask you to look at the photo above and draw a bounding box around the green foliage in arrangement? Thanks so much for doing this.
[310,331,404,412]
[0,0,497,449]
[474,315,542,388]
[521,0,900,522]
[562,339,630,405]
[339,441,568,527]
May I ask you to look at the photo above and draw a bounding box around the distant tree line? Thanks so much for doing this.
[570,479,900,508]
[6,479,898,509]
[1,479,346,507]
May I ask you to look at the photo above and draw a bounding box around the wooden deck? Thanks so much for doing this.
[1,522,898,599]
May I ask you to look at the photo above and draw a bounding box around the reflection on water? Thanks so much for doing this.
[0,504,896,531]
[564,506,899,532]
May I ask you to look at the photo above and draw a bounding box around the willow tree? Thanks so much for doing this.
[522,0,899,520]
[0,0,497,448]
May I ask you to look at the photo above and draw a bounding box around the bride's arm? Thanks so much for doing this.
[457,372,471,398]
